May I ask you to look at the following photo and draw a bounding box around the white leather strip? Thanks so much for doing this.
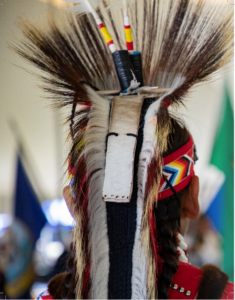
[103,95,144,203]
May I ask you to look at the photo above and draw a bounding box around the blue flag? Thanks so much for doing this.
[14,155,47,245]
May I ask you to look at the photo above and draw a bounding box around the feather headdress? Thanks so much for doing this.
[13,0,233,298]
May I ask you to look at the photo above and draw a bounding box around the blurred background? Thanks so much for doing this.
[0,0,234,298]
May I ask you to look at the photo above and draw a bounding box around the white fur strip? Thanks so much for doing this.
[131,79,187,298]
[84,86,110,299]
[131,99,161,299]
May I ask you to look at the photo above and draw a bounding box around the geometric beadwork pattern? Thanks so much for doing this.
[159,148,194,193]
[158,135,198,200]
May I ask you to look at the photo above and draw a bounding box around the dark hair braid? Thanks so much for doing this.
[155,195,181,299]
[155,117,190,299]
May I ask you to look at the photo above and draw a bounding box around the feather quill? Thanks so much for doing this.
[64,0,100,18]
[63,0,117,52]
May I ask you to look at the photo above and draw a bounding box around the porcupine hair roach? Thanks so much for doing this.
[12,0,233,298]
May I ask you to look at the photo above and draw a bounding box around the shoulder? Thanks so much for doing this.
[168,262,233,299]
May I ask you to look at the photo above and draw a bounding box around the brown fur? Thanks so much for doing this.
[196,264,229,299]
[48,272,69,299]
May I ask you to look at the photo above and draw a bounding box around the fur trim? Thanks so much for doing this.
[84,86,110,299]
[131,99,161,299]
[48,272,68,299]
[196,264,229,299]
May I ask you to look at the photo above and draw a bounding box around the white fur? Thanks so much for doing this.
[131,92,175,299]
[84,86,110,299]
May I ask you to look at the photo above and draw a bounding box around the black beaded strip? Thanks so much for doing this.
[170,284,191,296]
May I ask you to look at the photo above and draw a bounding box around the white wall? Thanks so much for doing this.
[0,0,233,214]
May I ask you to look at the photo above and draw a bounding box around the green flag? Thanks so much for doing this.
[210,85,234,281]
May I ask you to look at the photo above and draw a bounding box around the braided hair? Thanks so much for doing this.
[155,118,190,299]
